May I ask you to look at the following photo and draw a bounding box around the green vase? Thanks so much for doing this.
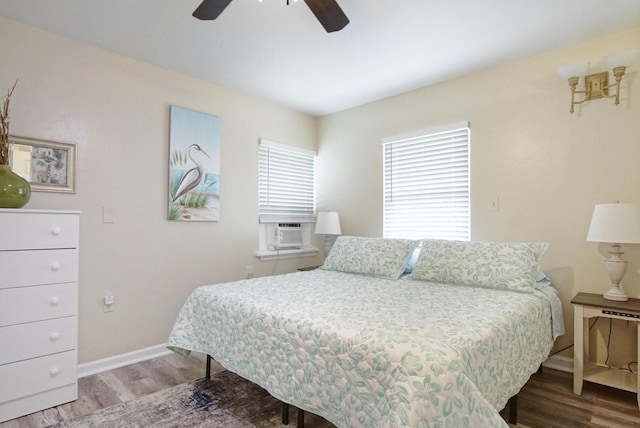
[0,164,31,208]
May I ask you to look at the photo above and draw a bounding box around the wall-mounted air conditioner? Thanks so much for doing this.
[276,223,303,249]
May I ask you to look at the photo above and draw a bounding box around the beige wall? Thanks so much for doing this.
[0,16,322,363]
[317,28,640,363]
[3,13,640,367]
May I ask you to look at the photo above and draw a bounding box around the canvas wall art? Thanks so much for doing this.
[168,106,221,221]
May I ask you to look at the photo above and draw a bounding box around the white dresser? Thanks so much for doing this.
[0,209,80,422]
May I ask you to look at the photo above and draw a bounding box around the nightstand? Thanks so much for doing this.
[571,292,640,409]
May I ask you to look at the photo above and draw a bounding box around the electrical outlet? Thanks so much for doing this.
[246,266,254,279]
[104,293,114,312]
[489,196,499,211]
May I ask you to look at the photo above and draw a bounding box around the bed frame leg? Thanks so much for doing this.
[281,403,304,427]
[508,394,517,425]
[206,354,212,379]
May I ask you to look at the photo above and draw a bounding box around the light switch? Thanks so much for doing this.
[102,207,115,223]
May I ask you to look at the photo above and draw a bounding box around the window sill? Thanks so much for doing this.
[255,247,319,261]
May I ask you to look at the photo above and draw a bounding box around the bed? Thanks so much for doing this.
[167,237,564,427]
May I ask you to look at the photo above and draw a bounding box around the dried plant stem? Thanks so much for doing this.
[0,80,18,166]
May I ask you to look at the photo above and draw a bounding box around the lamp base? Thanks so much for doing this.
[322,243,333,257]
[322,235,335,257]
[603,285,629,302]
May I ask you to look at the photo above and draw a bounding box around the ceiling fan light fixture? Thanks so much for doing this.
[192,0,233,20]
[256,0,300,4]
[194,0,348,33]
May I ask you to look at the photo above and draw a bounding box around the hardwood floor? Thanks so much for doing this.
[508,369,640,427]
[1,353,639,427]
[0,352,220,428]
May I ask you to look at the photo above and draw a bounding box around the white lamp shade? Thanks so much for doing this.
[603,49,638,69]
[558,62,590,79]
[587,203,640,244]
[315,211,342,235]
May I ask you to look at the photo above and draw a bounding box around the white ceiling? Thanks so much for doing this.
[1,0,639,116]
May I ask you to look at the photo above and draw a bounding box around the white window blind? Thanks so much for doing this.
[383,123,470,240]
[258,139,316,218]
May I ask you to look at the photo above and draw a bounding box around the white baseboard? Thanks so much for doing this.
[77,343,172,378]
[542,354,573,373]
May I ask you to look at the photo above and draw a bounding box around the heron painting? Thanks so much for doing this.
[168,106,221,221]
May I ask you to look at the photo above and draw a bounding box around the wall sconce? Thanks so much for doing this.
[558,49,637,114]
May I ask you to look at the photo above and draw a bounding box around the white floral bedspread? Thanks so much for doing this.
[167,270,555,427]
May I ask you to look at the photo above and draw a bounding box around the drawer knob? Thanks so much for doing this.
[51,227,62,236]
[50,297,61,306]
[50,367,60,376]
[50,332,61,341]
[51,262,61,271]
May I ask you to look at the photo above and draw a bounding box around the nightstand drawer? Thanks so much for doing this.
[0,317,77,365]
[0,283,77,326]
[0,249,78,288]
[0,212,79,251]
[0,351,77,403]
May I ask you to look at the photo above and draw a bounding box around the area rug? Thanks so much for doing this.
[48,370,524,428]
[49,370,334,428]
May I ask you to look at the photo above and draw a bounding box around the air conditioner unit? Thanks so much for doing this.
[276,223,303,249]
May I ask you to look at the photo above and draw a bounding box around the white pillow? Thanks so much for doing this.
[321,236,420,280]
[408,239,548,293]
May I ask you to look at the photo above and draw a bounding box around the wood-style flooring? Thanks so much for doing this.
[0,352,218,428]
[1,352,639,427]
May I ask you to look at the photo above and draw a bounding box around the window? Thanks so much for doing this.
[383,123,470,240]
[256,139,318,260]
[258,139,315,218]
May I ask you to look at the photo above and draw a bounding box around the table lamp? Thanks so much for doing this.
[586,203,640,301]
[315,211,342,256]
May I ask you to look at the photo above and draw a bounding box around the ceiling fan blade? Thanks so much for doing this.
[303,0,349,33]
[193,0,234,20]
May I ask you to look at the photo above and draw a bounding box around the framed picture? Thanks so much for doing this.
[8,135,76,193]
[168,106,221,222]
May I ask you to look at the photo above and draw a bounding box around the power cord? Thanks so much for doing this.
[603,318,635,374]
[604,318,613,368]
[549,317,600,356]
[550,317,637,373]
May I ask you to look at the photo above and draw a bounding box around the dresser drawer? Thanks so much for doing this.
[0,211,79,250]
[0,351,77,404]
[0,249,78,288]
[0,317,77,365]
[0,283,77,326]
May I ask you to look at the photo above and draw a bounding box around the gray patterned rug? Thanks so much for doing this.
[48,370,524,428]
[49,370,334,428]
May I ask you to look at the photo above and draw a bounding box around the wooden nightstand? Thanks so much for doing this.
[571,292,640,409]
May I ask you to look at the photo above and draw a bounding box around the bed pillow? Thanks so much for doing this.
[408,239,548,293]
[403,245,422,274]
[320,236,420,280]
[536,270,552,289]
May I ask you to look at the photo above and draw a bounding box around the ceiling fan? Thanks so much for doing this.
[192,0,350,33]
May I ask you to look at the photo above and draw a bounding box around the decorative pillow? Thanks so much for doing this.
[408,239,548,293]
[320,236,420,280]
